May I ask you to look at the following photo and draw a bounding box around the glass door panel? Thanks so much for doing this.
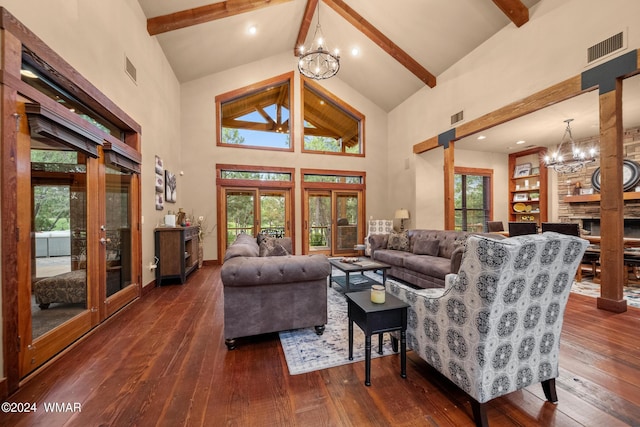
[334,192,359,254]
[105,165,132,299]
[225,190,256,247]
[260,191,287,237]
[21,143,92,377]
[307,192,331,255]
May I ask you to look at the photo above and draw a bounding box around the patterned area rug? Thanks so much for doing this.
[279,282,397,375]
[280,269,640,376]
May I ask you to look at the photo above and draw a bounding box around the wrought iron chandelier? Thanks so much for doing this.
[543,119,597,174]
[297,2,340,80]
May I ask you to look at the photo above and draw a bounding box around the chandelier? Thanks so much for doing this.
[298,2,340,80]
[543,119,597,174]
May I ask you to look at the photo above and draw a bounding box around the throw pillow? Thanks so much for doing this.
[259,236,290,257]
[387,231,410,251]
[413,238,440,256]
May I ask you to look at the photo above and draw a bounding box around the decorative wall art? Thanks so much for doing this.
[155,155,164,210]
[514,163,532,178]
[165,170,177,203]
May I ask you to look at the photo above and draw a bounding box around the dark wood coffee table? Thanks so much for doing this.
[346,291,408,386]
[328,258,391,293]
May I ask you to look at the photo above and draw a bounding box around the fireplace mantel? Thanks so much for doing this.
[564,191,640,203]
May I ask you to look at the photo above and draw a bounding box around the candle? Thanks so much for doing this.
[371,285,385,304]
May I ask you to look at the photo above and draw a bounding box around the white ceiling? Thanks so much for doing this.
[137,0,540,112]
[136,0,639,153]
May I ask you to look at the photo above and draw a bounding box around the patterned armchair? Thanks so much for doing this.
[388,232,588,426]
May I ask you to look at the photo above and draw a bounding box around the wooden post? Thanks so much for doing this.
[597,81,627,313]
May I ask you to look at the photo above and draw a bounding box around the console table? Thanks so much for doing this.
[154,226,199,285]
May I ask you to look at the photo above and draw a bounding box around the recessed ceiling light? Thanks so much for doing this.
[351,47,359,56]
[516,140,526,144]
[248,25,257,35]
[477,135,486,140]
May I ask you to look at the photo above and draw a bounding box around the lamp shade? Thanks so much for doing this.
[395,209,410,220]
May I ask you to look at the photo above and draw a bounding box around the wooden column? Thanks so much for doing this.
[444,142,455,230]
[597,81,627,313]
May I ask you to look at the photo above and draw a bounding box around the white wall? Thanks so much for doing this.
[389,0,640,229]
[180,52,389,259]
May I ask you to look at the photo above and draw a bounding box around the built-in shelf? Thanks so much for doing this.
[564,192,640,203]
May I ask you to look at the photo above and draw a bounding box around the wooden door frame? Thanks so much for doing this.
[300,169,366,256]
[215,164,295,261]
[1,8,142,396]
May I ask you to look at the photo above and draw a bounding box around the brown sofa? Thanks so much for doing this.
[220,233,331,349]
[369,229,502,289]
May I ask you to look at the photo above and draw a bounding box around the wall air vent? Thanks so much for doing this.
[587,31,625,64]
[125,55,137,84]
[450,110,464,125]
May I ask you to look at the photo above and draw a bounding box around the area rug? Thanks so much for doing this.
[280,269,640,376]
[279,282,397,375]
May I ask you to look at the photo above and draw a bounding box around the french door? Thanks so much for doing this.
[221,187,291,256]
[16,104,139,378]
[304,190,363,256]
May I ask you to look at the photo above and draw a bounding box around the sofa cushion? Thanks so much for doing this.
[387,231,410,251]
[403,255,451,280]
[373,248,414,266]
[413,238,439,256]
[259,236,291,257]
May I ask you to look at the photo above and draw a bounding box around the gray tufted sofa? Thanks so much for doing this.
[387,232,588,426]
[369,229,503,289]
[221,233,331,350]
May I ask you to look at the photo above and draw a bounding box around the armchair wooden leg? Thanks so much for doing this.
[314,325,325,335]
[225,339,237,350]
[541,378,558,403]
[470,399,489,427]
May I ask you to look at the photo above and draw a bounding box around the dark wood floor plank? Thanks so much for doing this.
[3,267,640,426]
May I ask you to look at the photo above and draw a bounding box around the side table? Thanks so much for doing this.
[346,291,408,386]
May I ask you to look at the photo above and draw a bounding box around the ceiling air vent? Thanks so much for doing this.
[451,110,464,125]
[125,55,137,84]
[587,31,625,64]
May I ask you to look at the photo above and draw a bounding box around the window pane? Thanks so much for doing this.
[303,82,362,154]
[303,174,362,184]
[465,175,485,209]
[220,80,291,149]
[221,170,291,181]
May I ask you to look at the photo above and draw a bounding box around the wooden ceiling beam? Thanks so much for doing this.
[491,0,529,27]
[294,0,319,55]
[321,0,436,87]
[147,0,294,36]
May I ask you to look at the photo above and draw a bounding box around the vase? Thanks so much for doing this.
[198,240,204,268]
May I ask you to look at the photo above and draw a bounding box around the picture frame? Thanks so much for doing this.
[513,193,529,202]
[580,188,594,195]
[514,162,532,178]
[530,166,540,175]
[155,155,164,175]
[165,170,177,203]
[155,173,164,193]
[155,193,164,210]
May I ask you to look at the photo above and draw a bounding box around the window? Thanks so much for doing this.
[216,73,293,151]
[302,79,364,156]
[454,167,493,232]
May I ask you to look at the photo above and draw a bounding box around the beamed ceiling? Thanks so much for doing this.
[137,1,640,155]
[138,0,539,113]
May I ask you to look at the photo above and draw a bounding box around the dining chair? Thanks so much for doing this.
[508,221,538,237]
[486,221,504,232]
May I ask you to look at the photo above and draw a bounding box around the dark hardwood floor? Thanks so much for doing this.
[3,265,640,426]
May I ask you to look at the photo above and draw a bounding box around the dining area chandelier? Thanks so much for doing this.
[297,1,340,80]
[543,119,597,174]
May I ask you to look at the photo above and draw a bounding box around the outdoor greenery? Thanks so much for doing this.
[31,150,79,232]
[454,173,489,232]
